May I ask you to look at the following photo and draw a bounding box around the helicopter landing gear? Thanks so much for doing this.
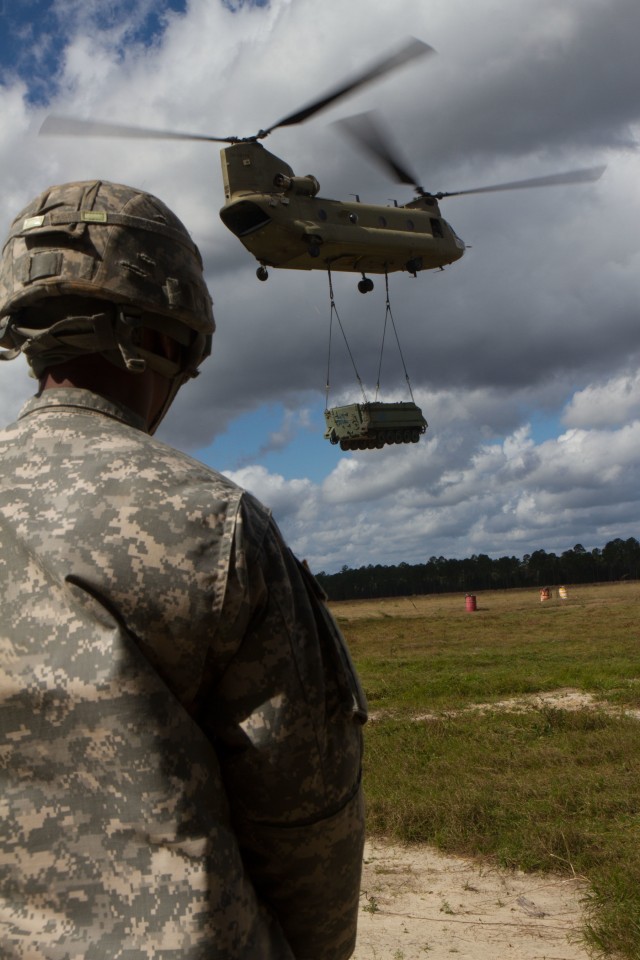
[306,235,323,258]
[358,275,374,294]
[256,265,269,282]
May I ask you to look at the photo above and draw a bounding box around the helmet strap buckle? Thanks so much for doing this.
[116,306,147,373]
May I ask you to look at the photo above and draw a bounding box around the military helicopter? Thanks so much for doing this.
[41,38,605,293]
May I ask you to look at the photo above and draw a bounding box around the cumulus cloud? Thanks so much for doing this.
[563,371,640,428]
[223,464,315,519]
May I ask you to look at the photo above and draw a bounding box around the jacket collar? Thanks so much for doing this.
[19,387,147,433]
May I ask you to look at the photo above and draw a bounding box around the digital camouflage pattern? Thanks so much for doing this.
[0,180,214,330]
[0,387,367,960]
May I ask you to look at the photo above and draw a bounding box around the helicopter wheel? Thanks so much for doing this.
[256,266,269,282]
[358,277,374,294]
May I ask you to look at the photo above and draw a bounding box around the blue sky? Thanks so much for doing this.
[0,1,188,103]
[196,402,334,482]
[1,0,640,571]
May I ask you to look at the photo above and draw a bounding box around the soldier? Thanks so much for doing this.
[0,180,367,959]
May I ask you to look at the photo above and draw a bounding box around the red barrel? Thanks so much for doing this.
[465,594,477,612]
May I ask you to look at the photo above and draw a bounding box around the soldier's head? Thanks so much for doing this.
[0,180,215,432]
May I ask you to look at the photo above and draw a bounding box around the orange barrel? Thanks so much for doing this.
[540,587,551,602]
[465,594,477,612]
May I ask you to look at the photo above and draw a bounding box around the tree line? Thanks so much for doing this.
[315,537,640,601]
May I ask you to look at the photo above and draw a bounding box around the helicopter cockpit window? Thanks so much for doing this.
[378,215,387,228]
[318,209,328,221]
[430,218,444,238]
[348,212,358,224]
[406,219,415,231]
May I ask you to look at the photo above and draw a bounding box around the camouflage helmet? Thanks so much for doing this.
[0,180,215,386]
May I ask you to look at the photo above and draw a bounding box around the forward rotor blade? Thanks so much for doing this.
[335,111,422,189]
[263,37,434,137]
[40,115,233,143]
[437,165,606,198]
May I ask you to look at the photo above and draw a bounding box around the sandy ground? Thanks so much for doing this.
[354,690,617,960]
[354,839,590,960]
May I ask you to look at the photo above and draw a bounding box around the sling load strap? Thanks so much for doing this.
[325,269,368,408]
[374,271,416,403]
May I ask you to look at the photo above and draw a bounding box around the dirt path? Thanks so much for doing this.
[354,689,632,959]
[354,839,590,960]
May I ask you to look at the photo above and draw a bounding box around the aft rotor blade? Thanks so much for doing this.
[335,111,422,189]
[437,165,606,198]
[263,37,434,137]
[40,115,234,143]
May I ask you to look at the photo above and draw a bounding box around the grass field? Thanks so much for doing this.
[332,582,640,960]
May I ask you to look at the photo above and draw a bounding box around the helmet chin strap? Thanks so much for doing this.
[1,303,206,433]
[116,306,208,435]
[147,369,191,435]
[116,307,208,433]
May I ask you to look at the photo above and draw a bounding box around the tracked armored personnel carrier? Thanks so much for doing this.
[324,401,427,450]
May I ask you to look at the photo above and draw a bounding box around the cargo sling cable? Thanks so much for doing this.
[323,269,428,450]
[374,271,416,404]
[324,267,368,412]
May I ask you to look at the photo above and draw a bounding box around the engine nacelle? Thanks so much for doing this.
[273,173,321,196]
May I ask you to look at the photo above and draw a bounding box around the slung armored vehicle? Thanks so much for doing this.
[324,401,427,450]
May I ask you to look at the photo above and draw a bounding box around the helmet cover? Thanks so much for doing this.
[0,180,214,379]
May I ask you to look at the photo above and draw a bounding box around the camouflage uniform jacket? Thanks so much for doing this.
[0,387,367,960]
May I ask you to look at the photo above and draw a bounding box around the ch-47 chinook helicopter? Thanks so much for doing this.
[40,38,605,294]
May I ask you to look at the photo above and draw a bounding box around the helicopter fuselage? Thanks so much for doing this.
[219,141,465,276]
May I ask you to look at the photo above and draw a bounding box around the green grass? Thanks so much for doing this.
[335,583,640,959]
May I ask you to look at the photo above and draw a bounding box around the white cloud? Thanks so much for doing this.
[223,464,315,519]
[216,407,640,571]
[563,371,640,428]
